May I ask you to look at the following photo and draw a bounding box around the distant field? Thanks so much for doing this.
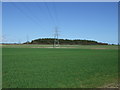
[2,44,118,49]
[2,45,118,88]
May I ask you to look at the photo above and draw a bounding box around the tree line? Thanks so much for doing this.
[24,38,108,45]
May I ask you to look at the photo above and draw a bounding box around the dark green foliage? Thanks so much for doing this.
[25,38,108,45]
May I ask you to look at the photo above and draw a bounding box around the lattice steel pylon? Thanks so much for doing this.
[53,27,60,48]
[26,35,29,44]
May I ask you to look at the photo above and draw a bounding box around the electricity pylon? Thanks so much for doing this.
[53,27,60,48]
[26,35,29,44]
[18,40,21,44]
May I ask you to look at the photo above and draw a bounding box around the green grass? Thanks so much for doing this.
[2,45,118,88]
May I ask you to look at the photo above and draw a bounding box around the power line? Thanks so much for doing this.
[37,2,52,28]
[22,3,45,28]
[43,2,61,47]
[44,2,57,26]
[11,2,45,30]
[52,2,59,27]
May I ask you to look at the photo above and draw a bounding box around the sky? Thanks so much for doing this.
[2,2,118,44]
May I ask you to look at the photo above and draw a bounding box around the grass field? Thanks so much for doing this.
[2,45,118,88]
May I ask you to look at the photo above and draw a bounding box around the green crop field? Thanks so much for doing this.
[2,45,118,88]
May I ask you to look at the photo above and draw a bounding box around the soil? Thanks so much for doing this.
[100,83,119,88]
